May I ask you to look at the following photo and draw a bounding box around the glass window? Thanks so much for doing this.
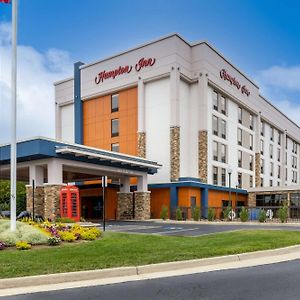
[221,120,226,139]
[221,168,226,186]
[278,165,281,179]
[221,144,226,163]
[238,150,242,168]
[277,148,280,162]
[238,107,242,124]
[190,197,196,208]
[270,144,273,159]
[270,162,273,176]
[249,175,253,188]
[270,127,274,141]
[213,141,218,161]
[261,121,265,136]
[260,140,264,155]
[111,143,119,152]
[249,114,253,130]
[260,177,264,187]
[111,94,119,112]
[238,172,242,188]
[249,134,253,150]
[261,158,264,174]
[220,96,226,115]
[237,128,242,146]
[249,154,253,171]
[278,132,281,145]
[213,116,218,136]
[213,166,218,185]
[111,119,119,137]
[213,91,218,111]
[270,180,273,187]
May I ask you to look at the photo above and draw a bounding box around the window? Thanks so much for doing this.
[221,120,226,139]
[221,144,226,163]
[238,107,242,124]
[213,116,218,136]
[278,165,281,179]
[249,175,253,188]
[249,134,253,150]
[213,141,218,161]
[260,140,264,155]
[213,167,218,185]
[220,96,226,115]
[270,162,274,176]
[238,172,242,188]
[285,168,288,181]
[277,148,280,162]
[285,152,287,166]
[190,197,196,208]
[261,158,264,174]
[111,119,119,137]
[270,144,273,159]
[221,168,226,186]
[261,177,264,187]
[270,127,274,141]
[238,128,242,146]
[238,150,242,168]
[213,91,218,111]
[270,180,273,187]
[286,136,288,150]
[249,155,253,171]
[278,132,281,145]
[249,114,253,130]
[111,94,119,112]
[261,121,265,136]
[295,157,298,168]
[111,143,119,152]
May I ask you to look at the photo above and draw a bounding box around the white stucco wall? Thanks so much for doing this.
[60,104,74,143]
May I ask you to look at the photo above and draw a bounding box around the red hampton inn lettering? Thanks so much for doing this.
[220,69,250,96]
[95,57,156,84]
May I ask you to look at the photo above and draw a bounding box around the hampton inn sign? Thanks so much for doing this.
[95,57,156,84]
[220,69,250,96]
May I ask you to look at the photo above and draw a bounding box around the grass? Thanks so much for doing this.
[0,230,300,279]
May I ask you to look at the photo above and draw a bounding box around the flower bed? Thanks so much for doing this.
[0,219,102,251]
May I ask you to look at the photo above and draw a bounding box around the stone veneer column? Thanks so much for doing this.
[137,132,146,158]
[134,191,151,220]
[255,153,261,187]
[170,126,180,181]
[117,192,133,220]
[248,192,256,207]
[44,184,63,221]
[198,130,208,183]
[26,186,45,217]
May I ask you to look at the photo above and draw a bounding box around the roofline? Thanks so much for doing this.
[53,77,74,86]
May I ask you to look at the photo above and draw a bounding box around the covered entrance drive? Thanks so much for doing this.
[0,137,160,221]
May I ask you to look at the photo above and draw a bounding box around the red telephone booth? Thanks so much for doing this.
[60,186,80,222]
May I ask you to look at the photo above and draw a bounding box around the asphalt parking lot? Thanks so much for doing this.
[99,221,300,237]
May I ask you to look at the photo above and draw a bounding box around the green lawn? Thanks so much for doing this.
[1,230,300,279]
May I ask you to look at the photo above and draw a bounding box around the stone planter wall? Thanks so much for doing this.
[44,185,63,221]
[26,186,45,217]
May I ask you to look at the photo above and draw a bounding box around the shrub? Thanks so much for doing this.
[0,241,6,250]
[160,205,169,220]
[58,231,76,242]
[239,207,249,222]
[192,207,200,221]
[55,217,75,223]
[48,236,61,246]
[258,209,267,223]
[278,205,288,223]
[88,227,102,238]
[223,206,232,221]
[176,208,182,221]
[81,231,97,241]
[208,208,215,221]
[16,241,31,250]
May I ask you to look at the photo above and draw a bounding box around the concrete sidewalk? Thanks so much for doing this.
[1,245,300,297]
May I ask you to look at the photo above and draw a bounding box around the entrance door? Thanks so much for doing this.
[81,196,103,221]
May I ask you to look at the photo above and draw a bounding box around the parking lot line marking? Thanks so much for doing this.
[152,228,199,235]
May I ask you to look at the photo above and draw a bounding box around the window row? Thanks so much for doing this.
[292,156,298,169]
[213,141,227,163]
[260,140,281,161]
[238,107,254,130]
[261,121,281,146]
[237,150,253,171]
[212,116,226,139]
[213,91,227,115]
[212,166,227,186]
[260,159,281,179]
[292,170,298,183]
[237,128,253,150]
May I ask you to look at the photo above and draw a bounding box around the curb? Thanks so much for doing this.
[1,245,300,290]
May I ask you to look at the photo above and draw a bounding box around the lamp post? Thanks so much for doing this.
[235,180,239,210]
[228,168,232,220]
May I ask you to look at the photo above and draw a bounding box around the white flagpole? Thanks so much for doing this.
[10,0,18,231]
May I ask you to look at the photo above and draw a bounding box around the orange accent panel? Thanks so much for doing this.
[208,190,248,208]
[178,187,201,207]
[150,188,170,219]
[83,87,138,156]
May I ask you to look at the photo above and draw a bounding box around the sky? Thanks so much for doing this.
[0,0,300,143]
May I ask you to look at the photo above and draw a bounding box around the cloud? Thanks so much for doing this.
[0,22,73,144]
[255,65,300,127]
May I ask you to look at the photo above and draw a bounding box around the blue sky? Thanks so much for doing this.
[0,0,300,141]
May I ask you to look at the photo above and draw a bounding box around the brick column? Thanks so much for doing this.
[117,192,133,220]
[255,153,261,187]
[199,130,208,183]
[137,132,146,158]
[26,185,45,217]
[170,126,180,181]
[44,184,63,221]
[134,191,151,220]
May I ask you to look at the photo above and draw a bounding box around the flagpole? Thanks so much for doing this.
[10,0,18,231]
